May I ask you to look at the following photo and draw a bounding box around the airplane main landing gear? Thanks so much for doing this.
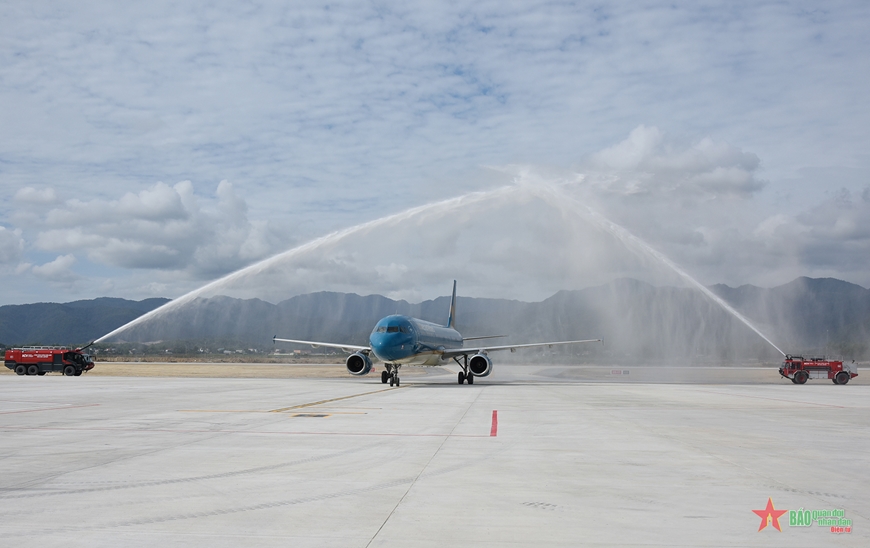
[453,357,474,385]
[381,370,389,384]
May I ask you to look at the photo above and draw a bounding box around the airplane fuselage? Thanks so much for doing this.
[369,314,462,365]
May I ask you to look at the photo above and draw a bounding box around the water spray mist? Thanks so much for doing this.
[96,176,785,358]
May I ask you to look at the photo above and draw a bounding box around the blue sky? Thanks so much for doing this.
[1,1,869,304]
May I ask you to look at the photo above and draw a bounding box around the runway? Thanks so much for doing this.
[1,365,867,546]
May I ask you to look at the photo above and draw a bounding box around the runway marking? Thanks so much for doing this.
[180,410,271,413]
[490,410,498,437]
[178,388,400,414]
[293,411,365,415]
[0,425,492,438]
[268,387,402,412]
[0,403,99,415]
[693,389,847,408]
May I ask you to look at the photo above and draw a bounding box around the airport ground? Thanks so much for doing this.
[0,363,867,546]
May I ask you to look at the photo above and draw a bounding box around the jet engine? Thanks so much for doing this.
[468,353,492,377]
[346,352,373,376]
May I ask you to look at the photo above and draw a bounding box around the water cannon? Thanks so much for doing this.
[76,341,95,353]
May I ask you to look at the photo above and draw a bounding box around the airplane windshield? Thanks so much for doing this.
[375,325,410,334]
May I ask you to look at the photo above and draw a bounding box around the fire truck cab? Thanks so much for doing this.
[779,355,857,385]
[4,347,95,377]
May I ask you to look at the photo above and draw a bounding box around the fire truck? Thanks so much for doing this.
[4,345,95,376]
[779,355,857,385]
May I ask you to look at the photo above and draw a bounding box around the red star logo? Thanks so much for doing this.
[752,498,787,531]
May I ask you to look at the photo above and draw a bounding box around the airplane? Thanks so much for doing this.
[273,281,602,386]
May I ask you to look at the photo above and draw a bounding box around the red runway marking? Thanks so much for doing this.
[490,410,498,437]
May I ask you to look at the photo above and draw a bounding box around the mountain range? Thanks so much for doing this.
[1,277,867,361]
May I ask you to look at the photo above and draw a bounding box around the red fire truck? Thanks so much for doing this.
[779,355,857,385]
[4,345,95,376]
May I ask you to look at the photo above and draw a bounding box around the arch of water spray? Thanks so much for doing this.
[95,185,517,343]
[532,184,786,356]
[96,179,785,357]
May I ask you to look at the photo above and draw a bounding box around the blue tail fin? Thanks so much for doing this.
[446,280,457,329]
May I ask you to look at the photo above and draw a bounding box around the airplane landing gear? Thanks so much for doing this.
[385,364,401,387]
[453,356,474,385]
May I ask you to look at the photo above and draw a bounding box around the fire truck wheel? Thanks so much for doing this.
[794,371,808,384]
[14,364,26,375]
[836,372,850,385]
[63,365,76,376]
[26,365,39,376]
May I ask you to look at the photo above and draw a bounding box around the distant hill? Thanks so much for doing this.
[0,298,169,346]
[709,277,870,356]
[2,278,868,360]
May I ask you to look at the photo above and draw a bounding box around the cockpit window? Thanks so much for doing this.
[375,324,411,334]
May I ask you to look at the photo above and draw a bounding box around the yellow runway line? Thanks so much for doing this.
[179,409,271,413]
[178,387,402,413]
[269,386,403,412]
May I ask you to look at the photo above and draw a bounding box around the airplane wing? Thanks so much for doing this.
[441,338,602,359]
[272,337,370,353]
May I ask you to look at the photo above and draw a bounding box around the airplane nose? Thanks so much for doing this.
[370,334,411,361]
[371,338,387,355]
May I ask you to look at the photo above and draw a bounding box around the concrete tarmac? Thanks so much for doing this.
[1,365,867,546]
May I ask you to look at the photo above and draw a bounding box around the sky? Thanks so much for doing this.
[1,1,869,305]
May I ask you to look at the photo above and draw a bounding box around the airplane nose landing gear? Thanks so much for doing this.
[385,364,401,386]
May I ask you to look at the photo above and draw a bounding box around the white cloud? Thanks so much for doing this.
[32,181,287,277]
[588,126,765,198]
[753,214,791,240]
[116,182,188,220]
[591,125,664,171]
[14,187,59,204]
[0,227,24,265]
[31,254,78,284]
